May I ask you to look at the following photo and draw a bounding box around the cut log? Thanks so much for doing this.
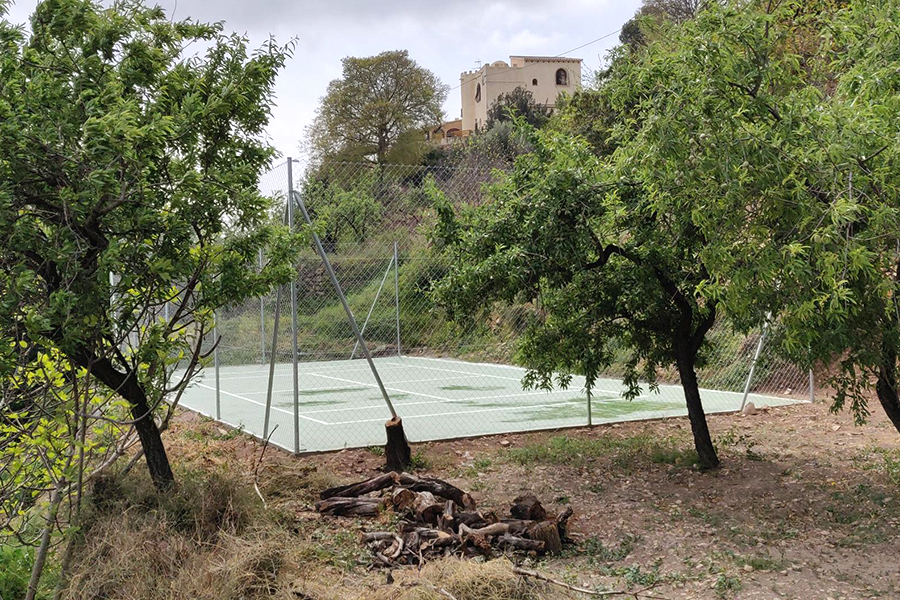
[413,491,443,524]
[526,520,562,555]
[458,522,509,538]
[499,518,537,536]
[397,473,476,510]
[555,505,574,541]
[315,496,384,517]
[385,417,412,472]
[390,486,417,511]
[319,472,397,500]
[361,531,396,544]
[439,500,455,530]
[497,534,545,553]
[511,492,546,520]
[398,524,453,540]
[454,511,490,530]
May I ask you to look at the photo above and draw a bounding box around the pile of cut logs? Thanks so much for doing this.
[315,471,573,566]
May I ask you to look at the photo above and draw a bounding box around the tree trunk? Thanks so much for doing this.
[876,361,900,434]
[26,486,63,600]
[676,354,720,470]
[82,356,175,491]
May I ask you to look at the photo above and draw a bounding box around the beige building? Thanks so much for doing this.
[459,55,582,133]
[425,118,464,146]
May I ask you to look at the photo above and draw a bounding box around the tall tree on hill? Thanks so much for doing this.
[307,50,448,164]
[0,0,297,494]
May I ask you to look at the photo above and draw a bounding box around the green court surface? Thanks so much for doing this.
[177,355,803,453]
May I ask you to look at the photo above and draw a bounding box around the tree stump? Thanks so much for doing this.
[385,417,412,473]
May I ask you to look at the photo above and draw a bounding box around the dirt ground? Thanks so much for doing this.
[159,399,900,600]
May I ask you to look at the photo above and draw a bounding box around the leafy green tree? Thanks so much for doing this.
[0,0,296,499]
[433,123,723,469]
[591,1,900,434]
[485,86,551,130]
[307,50,448,164]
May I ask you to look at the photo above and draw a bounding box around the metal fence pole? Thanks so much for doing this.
[293,183,399,419]
[213,321,221,421]
[287,159,301,453]
[394,240,401,357]
[808,369,815,403]
[259,248,266,364]
[263,286,282,439]
[740,322,769,412]
[586,385,592,426]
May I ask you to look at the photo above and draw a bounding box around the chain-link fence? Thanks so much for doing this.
[177,159,812,453]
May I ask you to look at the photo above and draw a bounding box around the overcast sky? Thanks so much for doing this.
[3,0,641,161]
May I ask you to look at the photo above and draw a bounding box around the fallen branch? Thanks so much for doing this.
[512,566,667,599]
[397,473,476,510]
[315,496,384,516]
[253,425,277,510]
[320,472,397,500]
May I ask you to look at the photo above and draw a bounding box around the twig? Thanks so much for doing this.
[254,425,278,510]
[512,566,667,599]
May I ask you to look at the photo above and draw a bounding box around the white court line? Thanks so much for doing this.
[234,374,488,395]
[399,356,798,404]
[324,396,670,426]
[381,361,523,382]
[300,388,600,415]
[194,383,329,424]
[309,372,454,402]
[237,384,371,396]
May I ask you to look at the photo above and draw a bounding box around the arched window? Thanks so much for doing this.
[532,78,538,86]
[475,83,481,102]
[555,68,568,86]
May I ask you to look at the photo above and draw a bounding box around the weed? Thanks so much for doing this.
[581,533,641,563]
[713,573,742,598]
[215,425,245,441]
[461,457,493,477]
[410,451,431,470]
[365,445,385,456]
[181,429,207,442]
[505,434,691,468]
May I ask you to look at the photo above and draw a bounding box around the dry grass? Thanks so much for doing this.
[367,559,556,600]
[62,461,560,600]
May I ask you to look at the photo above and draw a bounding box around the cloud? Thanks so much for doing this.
[3,0,642,159]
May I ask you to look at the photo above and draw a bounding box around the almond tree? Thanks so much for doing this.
[432,123,723,469]
[0,0,297,495]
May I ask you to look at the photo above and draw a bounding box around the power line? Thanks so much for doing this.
[447,27,623,94]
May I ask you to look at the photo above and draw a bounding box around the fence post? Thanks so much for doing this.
[808,369,815,403]
[740,322,768,412]
[287,158,301,454]
[263,286,281,439]
[586,384,592,427]
[213,320,221,421]
[259,248,266,364]
[394,240,401,357]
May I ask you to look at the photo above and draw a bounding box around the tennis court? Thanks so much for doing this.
[177,355,803,453]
